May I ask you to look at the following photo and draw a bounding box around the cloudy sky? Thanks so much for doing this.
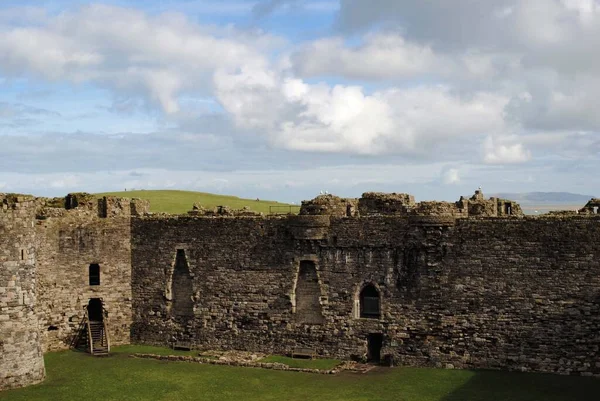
[0,0,599,202]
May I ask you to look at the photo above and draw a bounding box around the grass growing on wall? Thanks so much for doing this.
[1,346,600,401]
[95,190,297,215]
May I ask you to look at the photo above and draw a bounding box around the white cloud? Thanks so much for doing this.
[330,0,600,136]
[1,1,600,199]
[48,174,81,189]
[443,168,461,184]
[483,136,532,164]
[291,34,443,80]
[215,65,508,155]
[0,4,276,113]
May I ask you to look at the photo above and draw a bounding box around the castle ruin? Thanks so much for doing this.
[1,189,600,390]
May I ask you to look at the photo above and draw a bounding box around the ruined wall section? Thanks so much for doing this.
[358,192,415,216]
[131,215,410,357]
[380,216,600,376]
[300,194,357,217]
[35,195,134,351]
[131,216,295,350]
[132,213,600,376]
[412,216,600,376]
[0,195,45,390]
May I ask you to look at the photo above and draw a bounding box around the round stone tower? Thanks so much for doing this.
[0,194,45,390]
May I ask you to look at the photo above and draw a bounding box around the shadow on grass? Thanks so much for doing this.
[439,369,600,401]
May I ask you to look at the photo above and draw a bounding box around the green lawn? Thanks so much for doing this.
[115,344,202,357]
[95,190,298,215]
[1,346,599,401]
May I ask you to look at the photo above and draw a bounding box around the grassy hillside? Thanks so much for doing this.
[95,190,297,215]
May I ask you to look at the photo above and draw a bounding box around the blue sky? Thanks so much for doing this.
[0,0,599,203]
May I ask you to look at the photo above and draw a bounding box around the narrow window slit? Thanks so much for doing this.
[89,264,100,286]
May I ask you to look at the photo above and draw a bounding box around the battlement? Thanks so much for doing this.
[35,193,150,219]
[299,189,524,218]
[0,193,38,214]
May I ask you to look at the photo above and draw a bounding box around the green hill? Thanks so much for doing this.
[95,190,298,215]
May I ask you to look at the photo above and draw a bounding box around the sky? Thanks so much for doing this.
[0,0,599,203]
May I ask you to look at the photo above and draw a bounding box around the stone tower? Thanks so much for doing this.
[0,195,45,390]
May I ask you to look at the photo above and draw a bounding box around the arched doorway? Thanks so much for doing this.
[87,298,103,322]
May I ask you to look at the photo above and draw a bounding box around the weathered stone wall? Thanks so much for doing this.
[388,217,600,375]
[35,199,133,352]
[3,189,599,389]
[300,194,357,217]
[131,214,600,376]
[0,195,45,390]
[358,192,415,216]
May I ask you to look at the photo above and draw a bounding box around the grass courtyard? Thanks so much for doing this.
[1,346,599,401]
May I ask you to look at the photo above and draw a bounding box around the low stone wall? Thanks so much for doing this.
[131,353,341,374]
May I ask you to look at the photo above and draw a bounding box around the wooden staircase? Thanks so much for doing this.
[87,319,110,356]
[71,308,110,356]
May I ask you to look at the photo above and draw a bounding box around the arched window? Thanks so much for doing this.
[360,284,380,319]
[89,264,100,286]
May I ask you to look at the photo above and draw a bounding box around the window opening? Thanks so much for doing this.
[89,264,100,286]
[360,284,380,319]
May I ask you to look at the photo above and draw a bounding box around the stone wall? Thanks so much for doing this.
[0,195,45,390]
[3,190,600,391]
[130,213,600,376]
[358,192,415,216]
[35,197,134,352]
[300,194,357,217]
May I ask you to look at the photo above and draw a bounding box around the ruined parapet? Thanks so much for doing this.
[300,194,357,217]
[579,198,600,215]
[36,194,147,219]
[188,204,263,217]
[495,198,523,217]
[286,215,331,240]
[410,201,467,218]
[454,190,524,218]
[467,198,497,217]
[0,195,46,390]
[65,192,97,211]
[358,192,415,216]
[98,196,132,217]
[465,189,497,217]
[130,198,150,216]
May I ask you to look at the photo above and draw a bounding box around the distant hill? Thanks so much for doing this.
[95,190,297,215]
[489,192,595,204]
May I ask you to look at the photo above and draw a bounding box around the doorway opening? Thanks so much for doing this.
[367,333,383,363]
[87,298,103,322]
